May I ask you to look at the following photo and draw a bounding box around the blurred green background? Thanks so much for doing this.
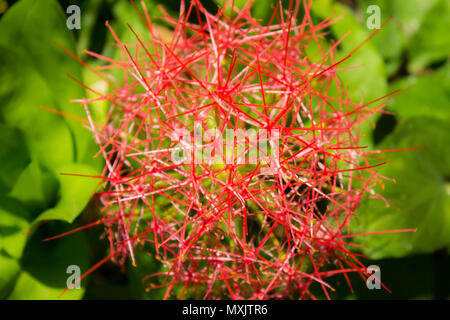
[0,0,448,299]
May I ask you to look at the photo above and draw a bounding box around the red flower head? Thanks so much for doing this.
[75,0,410,299]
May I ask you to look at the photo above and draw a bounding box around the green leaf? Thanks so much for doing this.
[0,44,99,225]
[7,224,90,300]
[251,0,277,23]
[0,124,31,194]
[355,117,450,259]
[389,62,450,120]
[311,253,446,299]
[34,163,99,224]
[407,0,450,73]
[9,161,60,216]
[214,0,248,15]
[0,254,20,299]
[127,250,164,300]
[0,45,75,169]
[358,0,446,74]
[0,0,102,225]
[0,197,32,259]
[0,0,97,164]
[312,2,388,150]
[105,0,155,82]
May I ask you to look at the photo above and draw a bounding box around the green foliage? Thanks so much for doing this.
[7,225,90,300]
[312,0,388,103]
[0,0,102,299]
[389,62,450,120]
[34,163,100,224]
[0,197,32,259]
[9,161,60,216]
[0,0,448,299]
[0,45,75,168]
[407,0,450,73]
[312,0,388,150]
[311,252,450,300]
[355,117,450,258]
[0,254,20,298]
[0,125,30,194]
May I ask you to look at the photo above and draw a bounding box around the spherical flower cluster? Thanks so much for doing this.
[77,0,397,299]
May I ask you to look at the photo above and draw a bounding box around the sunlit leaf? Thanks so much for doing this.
[0,0,97,164]
[34,163,99,224]
[0,197,32,259]
[7,225,90,300]
[355,117,450,259]
[0,125,30,194]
